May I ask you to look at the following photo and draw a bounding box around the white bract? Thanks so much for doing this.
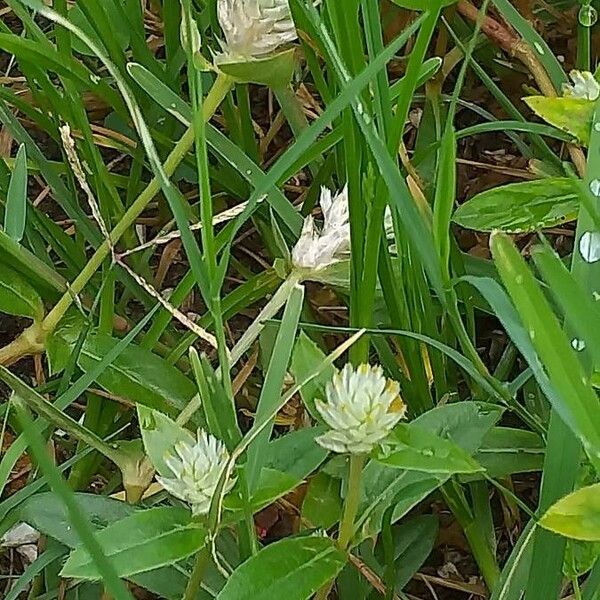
[563,70,600,100]
[157,429,233,516]
[216,0,297,62]
[315,363,407,454]
[292,185,350,271]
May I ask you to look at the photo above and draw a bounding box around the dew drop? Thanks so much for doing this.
[590,179,600,197]
[594,122,600,132]
[534,42,545,55]
[529,329,535,340]
[516,275,524,284]
[422,448,434,457]
[593,291,600,301]
[170,102,177,109]
[572,338,586,351]
[579,4,598,27]
[579,231,600,263]
[245,169,252,176]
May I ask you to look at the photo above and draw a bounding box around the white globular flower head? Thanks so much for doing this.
[157,429,233,516]
[315,363,407,454]
[216,0,297,62]
[562,70,600,101]
[292,185,350,271]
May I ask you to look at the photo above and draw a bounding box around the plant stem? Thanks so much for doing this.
[338,453,366,550]
[315,453,366,600]
[182,545,210,600]
[0,73,233,366]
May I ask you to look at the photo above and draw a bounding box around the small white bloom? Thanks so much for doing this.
[562,70,600,100]
[315,363,407,454]
[157,429,233,516]
[216,0,297,62]
[292,185,350,271]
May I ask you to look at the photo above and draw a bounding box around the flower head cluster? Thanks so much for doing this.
[292,185,350,271]
[562,70,600,101]
[315,364,407,454]
[216,0,297,62]
[157,429,233,516]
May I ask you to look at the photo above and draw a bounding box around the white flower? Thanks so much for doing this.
[315,364,407,454]
[292,185,350,271]
[216,0,297,62]
[562,70,600,100]
[157,430,233,516]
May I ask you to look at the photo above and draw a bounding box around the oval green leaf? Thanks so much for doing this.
[216,536,346,600]
[453,177,580,233]
[524,96,593,146]
[539,484,600,542]
[61,506,205,580]
[374,423,484,474]
[0,264,44,320]
[16,492,136,548]
[78,332,197,419]
[4,144,27,242]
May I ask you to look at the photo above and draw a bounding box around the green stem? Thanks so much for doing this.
[315,453,366,600]
[338,453,366,550]
[0,73,233,365]
[182,545,210,600]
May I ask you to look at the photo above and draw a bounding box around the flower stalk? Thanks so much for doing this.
[337,453,366,550]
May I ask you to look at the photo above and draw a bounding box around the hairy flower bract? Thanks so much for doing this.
[315,363,407,454]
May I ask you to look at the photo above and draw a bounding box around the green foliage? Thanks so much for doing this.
[0,1,599,598]
[540,484,600,542]
[453,178,580,233]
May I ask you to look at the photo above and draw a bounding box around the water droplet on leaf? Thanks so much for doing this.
[579,4,598,27]
[579,231,600,263]
[572,338,586,351]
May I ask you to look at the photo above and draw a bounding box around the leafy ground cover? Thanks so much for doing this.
[0,1,599,599]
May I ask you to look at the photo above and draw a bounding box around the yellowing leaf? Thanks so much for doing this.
[540,484,600,542]
[524,96,593,146]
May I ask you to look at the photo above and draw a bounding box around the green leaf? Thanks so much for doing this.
[68,3,130,57]
[0,229,65,298]
[0,263,44,320]
[302,472,342,529]
[290,332,336,421]
[472,427,545,478]
[216,536,346,600]
[389,0,457,9]
[374,423,484,475]
[138,406,194,478]
[61,507,206,579]
[491,232,600,469]
[4,144,27,242]
[453,178,580,233]
[46,310,86,375]
[540,484,600,542]
[217,49,296,88]
[78,332,197,419]
[16,492,136,548]
[361,515,438,591]
[263,427,328,481]
[524,96,593,145]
